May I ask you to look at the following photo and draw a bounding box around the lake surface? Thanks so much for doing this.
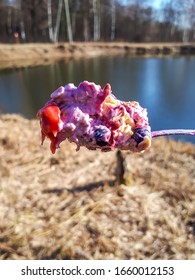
[0,55,195,143]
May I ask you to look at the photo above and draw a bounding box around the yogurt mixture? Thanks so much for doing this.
[37,81,151,153]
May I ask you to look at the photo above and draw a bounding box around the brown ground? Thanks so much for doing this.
[0,42,195,69]
[0,114,195,259]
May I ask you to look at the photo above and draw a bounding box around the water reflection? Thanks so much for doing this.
[0,56,195,143]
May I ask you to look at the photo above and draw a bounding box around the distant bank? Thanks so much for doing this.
[0,42,195,69]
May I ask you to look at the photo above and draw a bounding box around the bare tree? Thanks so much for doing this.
[47,0,54,42]
[64,0,73,42]
[111,0,116,40]
[53,0,63,42]
[93,0,100,41]
[183,0,195,41]
[82,0,90,41]
[7,6,12,38]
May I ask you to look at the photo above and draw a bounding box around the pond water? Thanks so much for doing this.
[0,55,195,143]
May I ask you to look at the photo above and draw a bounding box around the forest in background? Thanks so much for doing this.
[0,0,195,43]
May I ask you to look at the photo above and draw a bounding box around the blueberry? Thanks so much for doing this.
[132,127,151,145]
[94,128,109,146]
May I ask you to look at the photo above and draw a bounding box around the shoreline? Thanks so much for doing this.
[0,42,195,69]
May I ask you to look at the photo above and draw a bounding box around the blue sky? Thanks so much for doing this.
[119,0,169,9]
[148,0,164,8]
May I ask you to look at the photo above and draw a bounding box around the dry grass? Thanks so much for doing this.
[0,114,195,260]
[1,42,195,69]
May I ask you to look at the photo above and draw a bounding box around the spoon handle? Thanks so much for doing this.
[151,129,195,138]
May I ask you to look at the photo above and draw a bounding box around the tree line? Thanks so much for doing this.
[0,0,195,43]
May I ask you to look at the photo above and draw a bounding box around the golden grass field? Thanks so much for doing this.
[0,114,195,259]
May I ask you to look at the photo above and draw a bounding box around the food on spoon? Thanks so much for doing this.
[37,81,151,153]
